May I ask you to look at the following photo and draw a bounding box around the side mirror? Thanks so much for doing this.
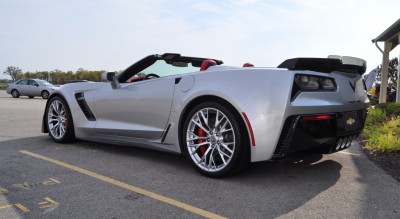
[106,72,116,82]
[103,71,120,89]
[34,84,39,87]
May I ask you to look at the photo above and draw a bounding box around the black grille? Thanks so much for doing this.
[273,116,298,158]
[75,93,96,121]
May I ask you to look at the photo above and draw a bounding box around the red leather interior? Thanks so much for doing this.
[126,76,145,83]
[200,60,217,71]
[243,63,254,67]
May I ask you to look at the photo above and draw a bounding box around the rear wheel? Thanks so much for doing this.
[182,102,249,177]
[11,89,20,98]
[41,90,50,99]
[46,96,75,143]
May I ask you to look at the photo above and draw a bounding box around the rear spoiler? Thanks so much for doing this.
[277,55,366,75]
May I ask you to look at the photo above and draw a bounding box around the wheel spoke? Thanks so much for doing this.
[191,119,210,134]
[208,149,215,169]
[198,110,208,128]
[218,120,228,132]
[220,143,234,154]
[187,131,208,141]
[218,147,230,162]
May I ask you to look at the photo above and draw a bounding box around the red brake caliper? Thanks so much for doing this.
[197,128,206,154]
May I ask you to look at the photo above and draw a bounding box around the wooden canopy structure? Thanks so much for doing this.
[372,18,400,103]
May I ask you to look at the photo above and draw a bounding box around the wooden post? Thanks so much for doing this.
[379,41,392,103]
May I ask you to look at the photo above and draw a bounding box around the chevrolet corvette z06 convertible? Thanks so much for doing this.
[42,53,369,177]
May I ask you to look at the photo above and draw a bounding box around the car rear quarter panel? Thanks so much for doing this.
[167,68,369,162]
[166,68,294,162]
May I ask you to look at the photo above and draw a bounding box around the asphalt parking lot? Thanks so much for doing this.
[0,90,399,219]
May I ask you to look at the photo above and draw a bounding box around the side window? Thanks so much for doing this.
[17,80,28,85]
[28,80,39,86]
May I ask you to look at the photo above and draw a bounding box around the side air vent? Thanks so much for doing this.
[273,116,298,158]
[74,93,96,121]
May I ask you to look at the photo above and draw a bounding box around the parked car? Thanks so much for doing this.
[67,80,89,83]
[6,79,57,99]
[42,53,369,177]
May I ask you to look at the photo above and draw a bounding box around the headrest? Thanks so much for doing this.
[243,63,254,67]
[200,60,217,71]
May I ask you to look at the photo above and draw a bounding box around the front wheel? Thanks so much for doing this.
[182,102,249,177]
[41,90,50,99]
[46,96,75,143]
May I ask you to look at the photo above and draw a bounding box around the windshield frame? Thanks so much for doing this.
[118,53,223,83]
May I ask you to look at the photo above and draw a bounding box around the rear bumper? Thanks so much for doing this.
[273,109,367,158]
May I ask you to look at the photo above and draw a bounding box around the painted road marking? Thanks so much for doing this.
[14,203,30,213]
[12,182,31,190]
[0,203,29,213]
[39,197,59,209]
[0,205,13,210]
[42,178,61,186]
[20,150,226,219]
[0,187,9,195]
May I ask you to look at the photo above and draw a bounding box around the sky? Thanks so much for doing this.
[1,0,399,79]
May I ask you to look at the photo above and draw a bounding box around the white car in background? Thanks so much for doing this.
[6,79,57,99]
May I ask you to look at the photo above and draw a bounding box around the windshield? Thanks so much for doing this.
[37,80,54,87]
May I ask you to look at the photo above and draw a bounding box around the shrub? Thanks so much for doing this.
[364,117,400,151]
[366,107,386,125]
[376,103,400,116]
[363,103,400,152]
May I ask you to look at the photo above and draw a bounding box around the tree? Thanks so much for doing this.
[377,57,398,83]
[3,66,22,82]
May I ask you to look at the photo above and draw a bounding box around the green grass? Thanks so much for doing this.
[363,104,400,152]
[0,82,8,89]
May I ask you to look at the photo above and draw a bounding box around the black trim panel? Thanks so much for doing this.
[74,93,96,121]
[161,124,171,142]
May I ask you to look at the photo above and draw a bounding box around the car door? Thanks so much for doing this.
[27,80,41,96]
[15,79,28,95]
[94,77,175,139]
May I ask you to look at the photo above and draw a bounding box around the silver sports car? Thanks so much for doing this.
[42,53,369,177]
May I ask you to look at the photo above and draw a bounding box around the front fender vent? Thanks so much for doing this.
[75,93,96,121]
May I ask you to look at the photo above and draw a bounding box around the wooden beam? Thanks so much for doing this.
[379,41,393,103]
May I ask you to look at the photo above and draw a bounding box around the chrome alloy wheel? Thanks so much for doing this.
[186,107,235,172]
[47,99,67,139]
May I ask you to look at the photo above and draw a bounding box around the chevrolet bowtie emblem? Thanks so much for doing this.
[346,118,355,125]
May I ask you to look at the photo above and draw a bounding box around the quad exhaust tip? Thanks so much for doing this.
[335,135,357,151]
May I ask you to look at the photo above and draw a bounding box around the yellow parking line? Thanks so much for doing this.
[19,150,226,219]
[49,178,61,184]
[0,205,13,209]
[14,203,29,213]
[44,197,59,206]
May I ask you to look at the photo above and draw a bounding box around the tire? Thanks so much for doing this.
[41,90,50,99]
[182,102,249,177]
[28,96,34,99]
[11,89,20,98]
[45,96,75,143]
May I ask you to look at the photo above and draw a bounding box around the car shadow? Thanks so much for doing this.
[1,136,342,218]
